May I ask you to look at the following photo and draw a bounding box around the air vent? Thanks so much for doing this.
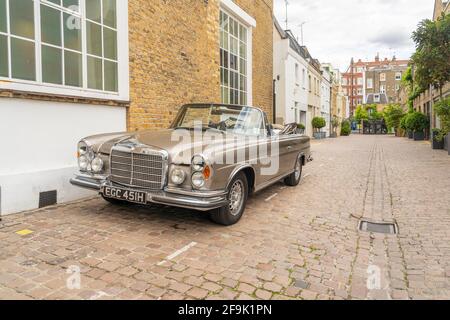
[39,190,57,208]
[359,220,398,235]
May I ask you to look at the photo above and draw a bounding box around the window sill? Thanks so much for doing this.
[0,87,130,107]
[0,79,130,105]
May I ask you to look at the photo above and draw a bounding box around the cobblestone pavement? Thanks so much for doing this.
[1,135,449,300]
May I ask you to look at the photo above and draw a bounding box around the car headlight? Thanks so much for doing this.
[171,168,186,185]
[191,172,206,188]
[78,155,89,171]
[192,155,205,171]
[91,157,104,173]
[78,141,88,157]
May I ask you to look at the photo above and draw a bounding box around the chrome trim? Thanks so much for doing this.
[226,164,255,190]
[164,187,227,198]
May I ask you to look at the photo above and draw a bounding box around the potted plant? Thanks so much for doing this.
[330,116,340,138]
[297,123,306,135]
[434,98,450,153]
[340,120,351,136]
[399,115,408,138]
[312,117,326,139]
[432,129,445,150]
[407,112,429,141]
[403,113,414,139]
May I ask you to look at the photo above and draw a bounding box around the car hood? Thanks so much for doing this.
[93,129,244,164]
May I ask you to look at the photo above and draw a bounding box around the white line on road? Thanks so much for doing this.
[157,242,197,266]
[265,193,278,202]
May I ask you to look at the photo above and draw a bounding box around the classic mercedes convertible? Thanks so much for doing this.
[71,104,312,225]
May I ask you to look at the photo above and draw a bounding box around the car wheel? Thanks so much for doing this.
[284,156,303,187]
[210,172,248,226]
[101,195,130,206]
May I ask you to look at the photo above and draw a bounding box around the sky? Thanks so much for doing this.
[273,0,434,72]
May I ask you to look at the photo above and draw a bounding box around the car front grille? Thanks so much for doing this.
[110,149,166,190]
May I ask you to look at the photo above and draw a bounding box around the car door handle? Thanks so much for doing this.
[287,146,293,150]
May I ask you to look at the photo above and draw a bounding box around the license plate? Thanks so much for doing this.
[103,186,147,204]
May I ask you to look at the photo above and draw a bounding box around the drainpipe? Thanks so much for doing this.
[430,84,433,142]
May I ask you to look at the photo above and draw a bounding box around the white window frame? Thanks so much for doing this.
[220,0,255,106]
[0,0,129,102]
[395,72,402,81]
[367,78,373,89]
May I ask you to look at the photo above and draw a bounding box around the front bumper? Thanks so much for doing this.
[70,175,228,211]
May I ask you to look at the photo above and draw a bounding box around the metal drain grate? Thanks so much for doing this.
[39,190,57,208]
[359,220,398,235]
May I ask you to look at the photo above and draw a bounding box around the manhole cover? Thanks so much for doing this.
[293,279,310,289]
[359,220,397,235]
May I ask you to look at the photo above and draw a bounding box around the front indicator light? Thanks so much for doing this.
[203,165,211,180]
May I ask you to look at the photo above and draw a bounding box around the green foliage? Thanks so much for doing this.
[331,116,340,129]
[405,112,429,132]
[400,115,408,131]
[312,117,326,131]
[354,105,368,123]
[383,104,405,130]
[341,120,351,136]
[297,123,306,130]
[412,14,450,97]
[434,97,450,141]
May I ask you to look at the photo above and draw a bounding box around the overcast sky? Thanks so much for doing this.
[273,0,434,71]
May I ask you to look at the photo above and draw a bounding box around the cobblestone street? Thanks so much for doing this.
[1,135,449,300]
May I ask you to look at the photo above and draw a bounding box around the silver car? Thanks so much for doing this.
[71,104,312,225]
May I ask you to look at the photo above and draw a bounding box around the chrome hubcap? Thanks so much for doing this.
[229,180,244,216]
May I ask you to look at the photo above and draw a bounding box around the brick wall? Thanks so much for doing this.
[128,0,274,131]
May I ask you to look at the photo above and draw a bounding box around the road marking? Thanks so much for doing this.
[89,291,112,300]
[265,193,278,202]
[279,186,287,190]
[16,229,33,236]
[157,242,197,266]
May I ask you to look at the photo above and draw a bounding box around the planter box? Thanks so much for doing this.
[313,132,322,139]
[321,132,326,139]
[413,131,425,141]
[432,131,444,150]
[408,131,413,139]
[329,133,338,138]
[445,134,449,151]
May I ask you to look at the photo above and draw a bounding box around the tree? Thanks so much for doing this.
[383,104,405,133]
[312,117,326,132]
[354,105,368,124]
[412,13,450,100]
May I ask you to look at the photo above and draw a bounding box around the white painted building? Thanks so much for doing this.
[320,67,332,137]
[273,20,309,133]
[0,0,129,215]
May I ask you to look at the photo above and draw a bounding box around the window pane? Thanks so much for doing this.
[86,0,101,23]
[47,0,61,5]
[64,13,81,51]
[86,21,102,56]
[0,34,8,76]
[11,38,35,80]
[104,60,117,92]
[87,56,102,90]
[0,0,6,33]
[41,5,61,46]
[42,45,62,84]
[64,50,82,87]
[63,0,79,10]
[103,27,117,60]
[103,0,116,28]
[10,0,35,39]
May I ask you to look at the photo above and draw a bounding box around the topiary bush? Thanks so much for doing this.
[407,112,429,133]
[434,98,450,141]
[341,120,351,136]
[312,117,326,132]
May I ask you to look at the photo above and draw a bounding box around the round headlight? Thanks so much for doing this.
[91,157,104,173]
[192,172,205,188]
[78,155,89,171]
[192,155,205,171]
[171,168,186,185]
[78,141,88,156]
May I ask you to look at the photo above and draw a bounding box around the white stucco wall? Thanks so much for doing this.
[0,98,127,215]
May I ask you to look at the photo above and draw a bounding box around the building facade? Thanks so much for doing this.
[273,20,309,132]
[320,66,331,137]
[306,55,322,137]
[342,55,409,115]
[0,0,274,215]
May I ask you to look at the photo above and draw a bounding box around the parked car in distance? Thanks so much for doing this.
[71,104,312,225]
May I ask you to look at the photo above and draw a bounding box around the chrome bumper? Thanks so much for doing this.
[70,175,228,211]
